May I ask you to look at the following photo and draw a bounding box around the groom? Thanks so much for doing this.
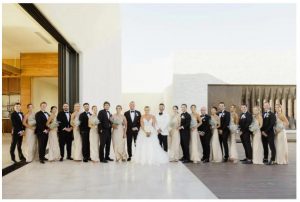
[179,104,191,163]
[124,101,141,161]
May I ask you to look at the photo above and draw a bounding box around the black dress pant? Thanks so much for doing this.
[262,132,276,161]
[10,132,25,161]
[180,130,190,160]
[158,133,168,152]
[218,129,229,159]
[240,131,252,160]
[37,132,48,161]
[100,129,112,160]
[200,132,212,160]
[127,131,138,157]
[80,130,90,160]
[58,130,73,158]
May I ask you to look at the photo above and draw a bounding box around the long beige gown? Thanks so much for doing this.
[251,117,264,164]
[72,113,82,161]
[47,117,61,161]
[210,116,223,162]
[189,115,201,163]
[26,113,38,162]
[89,115,100,161]
[169,114,181,161]
[228,114,238,162]
[275,117,288,164]
[112,114,127,161]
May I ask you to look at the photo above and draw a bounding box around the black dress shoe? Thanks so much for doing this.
[267,160,276,165]
[127,157,131,161]
[242,160,253,164]
[263,159,268,163]
[88,158,92,161]
[179,157,185,161]
[105,157,114,161]
[67,157,73,160]
[83,159,88,162]
[223,158,228,162]
[40,160,45,164]
[201,157,205,161]
[203,159,210,163]
[43,158,48,161]
[183,160,192,163]
[240,158,247,162]
[12,159,18,163]
[100,160,108,163]
[60,157,63,161]
[20,157,26,161]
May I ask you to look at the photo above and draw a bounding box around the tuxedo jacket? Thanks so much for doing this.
[10,111,25,134]
[57,111,72,132]
[198,114,211,135]
[217,110,230,131]
[79,111,91,132]
[238,111,253,133]
[35,110,50,135]
[180,112,191,133]
[124,110,141,133]
[98,109,112,131]
[261,111,276,135]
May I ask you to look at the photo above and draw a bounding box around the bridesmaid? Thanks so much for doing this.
[210,107,223,163]
[111,105,128,162]
[189,105,202,163]
[71,103,82,161]
[169,106,181,162]
[46,106,61,161]
[250,106,264,164]
[22,104,37,163]
[228,105,239,163]
[89,106,100,162]
[274,104,289,164]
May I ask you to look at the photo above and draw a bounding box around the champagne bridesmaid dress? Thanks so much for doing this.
[47,117,61,161]
[250,117,264,164]
[189,115,201,163]
[25,113,38,162]
[210,116,223,162]
[72,112,82,161]
[169,114,181,161]
[275,117,288,164]
[89,115,100,162]
[112,114,127,162]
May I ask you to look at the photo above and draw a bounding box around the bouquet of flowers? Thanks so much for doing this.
[28,118,36,127]
[275,121,285,132]
[249,121,259,133]
[49,120,59,129]
[190,119,197,129]
[209,119,216,129]
[74,119,80,127]
[144,125,151,137]
[93,118,100,125]
[229,124,238,133]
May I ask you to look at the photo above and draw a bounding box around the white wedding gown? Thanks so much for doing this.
[133,118,169,165]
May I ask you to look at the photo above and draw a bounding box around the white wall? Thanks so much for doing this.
[31,77,58,112]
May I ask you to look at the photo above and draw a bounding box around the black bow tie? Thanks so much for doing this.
[43,112,47,114]
[65,112,69,113]
[130,111,135,113]
[159,112,163,115]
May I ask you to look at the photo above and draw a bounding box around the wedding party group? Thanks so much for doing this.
[9,100,289,166]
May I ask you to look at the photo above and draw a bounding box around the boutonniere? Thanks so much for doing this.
[241,114,246,119]
[135,113,138,117]
[181,115,185,119]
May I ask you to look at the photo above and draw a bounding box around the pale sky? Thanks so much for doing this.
[121,4,296,93]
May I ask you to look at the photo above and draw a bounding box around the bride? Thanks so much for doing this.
[134,106,169,165]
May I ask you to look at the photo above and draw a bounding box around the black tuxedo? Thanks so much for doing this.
[10,111,25,161]
[238,111,253,160]
[79,111,91,160]
[57,111,73,159]
[198,114,212,160]
[98,109,112,161]
[261,111,276,161]
[35,110,50,161]
[217,110,230,159]
[179,112,191,161]
[124,110,141,158]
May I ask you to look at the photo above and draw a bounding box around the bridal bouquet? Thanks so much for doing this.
[93,118,100,125]
[275,121,285,132]
[229,124,238,133]
[190,119,197,129]
[209,119,216,129]
[49,120,59,129]
[144,126,151,137]
[249,121,259,133]
[28,118,36,127]
[74,119,80,127]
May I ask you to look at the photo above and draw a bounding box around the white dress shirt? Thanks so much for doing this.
[130,110,135,122]
[155,112,170,136]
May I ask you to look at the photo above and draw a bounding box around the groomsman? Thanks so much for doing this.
[57,103,73,161]
[10,102,26,163]
[156,103,170,152]
[238,104,253,164]
[261,102,277,165]
[35,102,50,164]
[98,101,113,163]
[124,101,141,161]
[217,102,230,162]
[79,103,91,162]
[179,104,191,163]
[198,106,212,163]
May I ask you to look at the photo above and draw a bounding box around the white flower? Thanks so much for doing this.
[28,119,36,126]
[49,120,59,129]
